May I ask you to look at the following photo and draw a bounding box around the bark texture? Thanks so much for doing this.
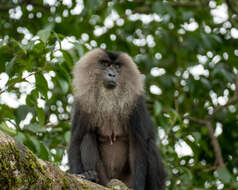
[0,130,129,190]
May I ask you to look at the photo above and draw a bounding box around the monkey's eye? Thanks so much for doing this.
[99,60,110,67]
[114,62,121,70]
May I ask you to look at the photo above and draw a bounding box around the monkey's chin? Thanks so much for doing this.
[104,82,117,89]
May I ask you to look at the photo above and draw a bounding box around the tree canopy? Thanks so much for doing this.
[0,0,238,189]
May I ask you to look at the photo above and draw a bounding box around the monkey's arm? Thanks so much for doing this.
[68,104,108,183]
[129,96,166,190]
[68,104,86,174]
[146,136,166,190]
[78,133,101,182]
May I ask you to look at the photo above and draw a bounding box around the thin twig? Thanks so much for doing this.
[185,75,238,168]
[185,116,225,168]
[207,75,238,120]
[0,70,45,95]
[0,0,50,11]
[226,0,238,16]
[201,165,218,173]
[169,2,200,7]
[132,1,201,14]
[185,116,207,125]
[167,99,179,135]
[206,121,225,167]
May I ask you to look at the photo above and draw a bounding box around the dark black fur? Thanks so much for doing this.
[129,96,166,189]
[104,50,120,61]
[68,96,166,190]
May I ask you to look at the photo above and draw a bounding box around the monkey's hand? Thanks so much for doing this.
[79,170,100,183]
[107,179,130,190]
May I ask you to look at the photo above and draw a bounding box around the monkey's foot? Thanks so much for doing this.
[107,179,130,190]
[79,170,99,183]
[72,174,86,179]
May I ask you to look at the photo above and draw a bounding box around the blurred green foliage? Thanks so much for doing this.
[0,0,238,189]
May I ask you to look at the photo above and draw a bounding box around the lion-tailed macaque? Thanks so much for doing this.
[68,49,166,190]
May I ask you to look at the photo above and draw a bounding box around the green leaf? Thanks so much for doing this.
[216,167,232,183]
[0,39,4,48]
[15,105,33,124]
[55,148,64,162]
[71,42,85,57]
[26,90,38,106]
[32,40,45,54]
[11,39,34,54]
[35,73,48,97]
[154,101,162,116]
[58,78,69,94]
[61,50,74,70]
[24,123,47,133]
[192,132,201,141]
[14,132,25,144]
[170,109,180,123]
[0,104,14,120]
[221,68,235,82]
[55,64,71,81]
[0,122,17,136]
[85,0,103,10]
[5,56,16,75]
[211,34,222,44]
[29,136,41,153]
[180,168,193,182]
[182,11,194,21]
[36,107,45,126]
[152,2,165,15]
[201,33,212,49]
[37,24,54,44]
[7,76,23,87]
[152,2,175,18]
[39,143,50,161]
[200,77,211,89]
[12,39,27,54]
[64,131,71,144]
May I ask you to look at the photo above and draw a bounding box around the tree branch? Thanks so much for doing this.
[207,75,238,120]
[0,0,49,12]
[185,75,238,168]
[132,1,202,14]
[185,116,207,125]
[166,99,179,135]
[0,68,47,95]
[205,121,225,167]
[226,0,238,16]
[0,130,128,190]
[169,2,200,7]
[185,116,225,168]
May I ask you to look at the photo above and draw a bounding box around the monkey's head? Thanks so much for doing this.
[73,49,144,101]
[95,50,121,90]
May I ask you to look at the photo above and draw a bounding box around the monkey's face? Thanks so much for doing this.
[98,59,121,89]
[73,49,144,99]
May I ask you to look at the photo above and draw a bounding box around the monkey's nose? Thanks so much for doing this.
[108,72,116,78]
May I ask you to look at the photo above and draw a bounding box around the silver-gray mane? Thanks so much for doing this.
[73,48,144,130]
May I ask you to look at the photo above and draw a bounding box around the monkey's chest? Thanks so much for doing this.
[98,136,129,179]
[96,121,130,179]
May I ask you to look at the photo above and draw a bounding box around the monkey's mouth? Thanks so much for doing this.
[104,81,117,89]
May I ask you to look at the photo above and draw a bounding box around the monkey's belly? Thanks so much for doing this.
[99,141,129,179]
